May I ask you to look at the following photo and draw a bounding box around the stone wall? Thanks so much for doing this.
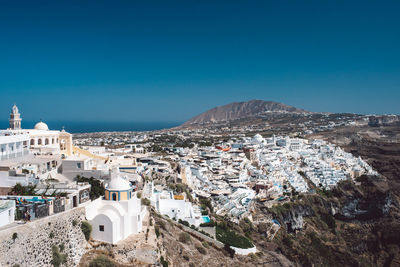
[53,198,65,214]
[35,203,49,218]
[0,207,88,267]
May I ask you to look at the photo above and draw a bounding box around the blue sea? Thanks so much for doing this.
[0,121,182,133]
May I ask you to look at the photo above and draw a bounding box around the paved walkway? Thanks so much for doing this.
[0,221,23,232]
[160,214,224,248]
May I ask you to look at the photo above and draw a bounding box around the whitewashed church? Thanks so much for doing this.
[85,171,147,244]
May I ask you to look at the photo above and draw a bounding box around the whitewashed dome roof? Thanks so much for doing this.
[252,134,263,143]
[34,121,49,131]
[107,176,132,191]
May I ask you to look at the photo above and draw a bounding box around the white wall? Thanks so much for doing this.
[0,200,15,228]
[0,207,14,228]
[90,213,117,244]
[231,245,257,255]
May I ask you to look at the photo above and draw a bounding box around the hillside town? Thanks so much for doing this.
[0,105,377,248]
[0,104,385,267]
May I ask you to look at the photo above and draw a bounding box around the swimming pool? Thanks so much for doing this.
[202,216,211,223]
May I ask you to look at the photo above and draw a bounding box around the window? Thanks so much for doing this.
[99,225,104,232]
[77,163,81,169]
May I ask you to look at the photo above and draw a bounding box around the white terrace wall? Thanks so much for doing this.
[0,207,88,267]
[231,245,257,255]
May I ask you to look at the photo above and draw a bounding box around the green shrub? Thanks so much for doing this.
[141,198,151,206]
[239,218,254,237]
[51,245,67,267]
[178,232,191,243]
[202,241,209,248]
[72,219,78,226]
[199,230,211,237]
[49,232,54,239]
[89,255,114,267]
[216,226,253,249]
[320,212,336,230]
[155,226,160,238]
[81,221,92,241]
[199,198,213,213]
[12,233,18,241]
[76,176,105,200]
[10,183,37,196]
[196,245,207,255]
[200,220,215,227]
[160,256,168,267]
[178,219,190,227]
[157,220,166,230]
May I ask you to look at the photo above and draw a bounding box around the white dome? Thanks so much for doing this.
[107,176,132,191]
[252,134,264,143]
[34,121,49,131]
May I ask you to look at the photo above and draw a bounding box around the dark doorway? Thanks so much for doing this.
[73,195,78,207]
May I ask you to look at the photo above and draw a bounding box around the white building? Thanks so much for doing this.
[0,104,73,158]
[148,182,203,227]
[85,174,147,244]
[0,200,15,228]
[0,133,30,161]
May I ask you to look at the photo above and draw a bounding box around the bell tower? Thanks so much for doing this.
[9,104,22,130]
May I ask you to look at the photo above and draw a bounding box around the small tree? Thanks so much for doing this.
[178,232,191,243]
[81,221,92,241]
[51,245,67,267]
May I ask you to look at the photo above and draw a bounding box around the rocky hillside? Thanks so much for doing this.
[261,122,400,267]
[258,175,400,267]
[183,100,309,125]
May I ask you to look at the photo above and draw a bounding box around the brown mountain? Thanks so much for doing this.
[183,100,309,125]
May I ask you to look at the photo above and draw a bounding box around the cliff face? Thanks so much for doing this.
[368,115,400,127]
[260,176,400,267]
[0,208,88,267]
[184,100,309,125]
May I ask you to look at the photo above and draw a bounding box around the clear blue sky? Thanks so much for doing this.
[0,0,399,123]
